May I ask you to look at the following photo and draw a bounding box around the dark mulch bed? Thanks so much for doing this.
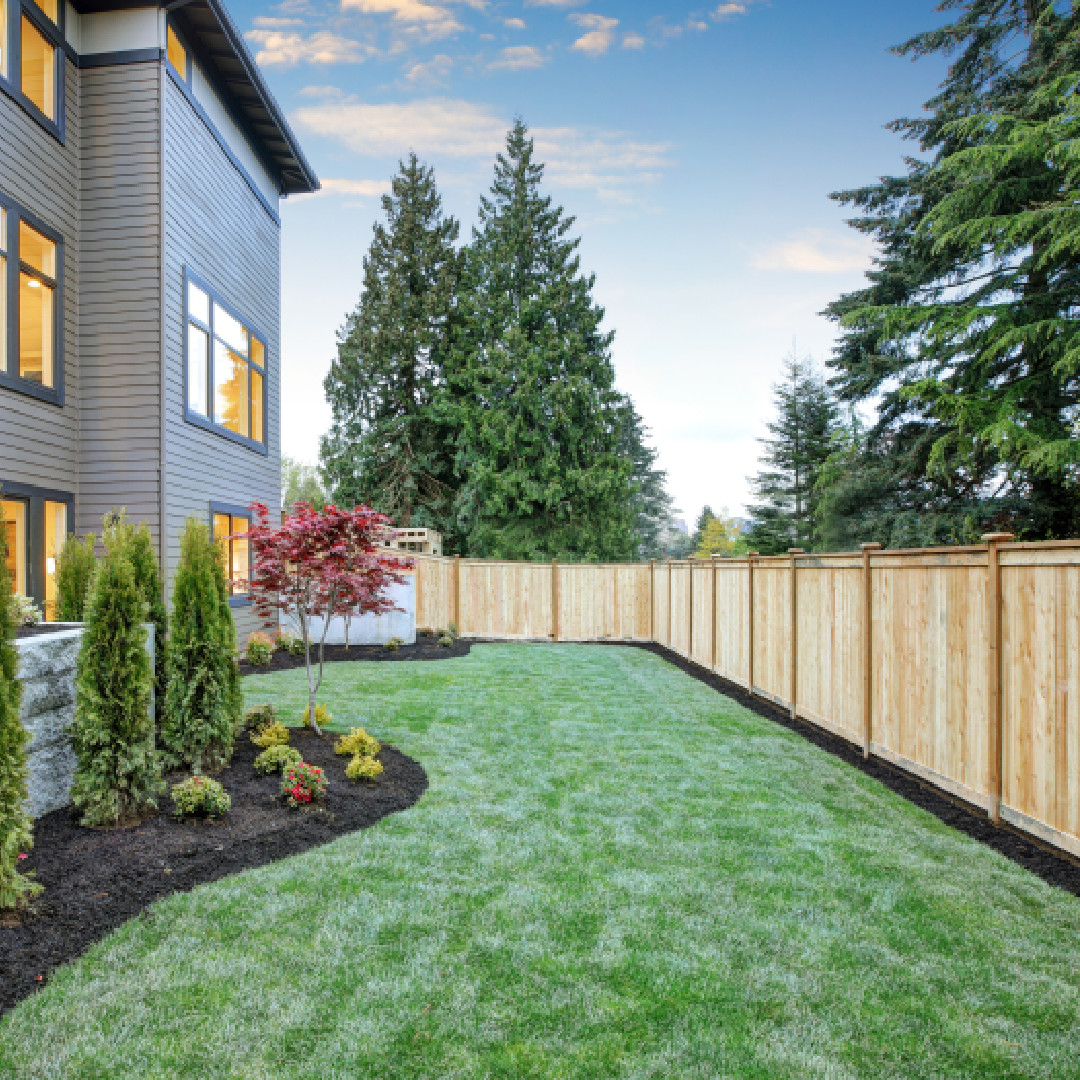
[237,633,473,676]
[616,641,1080,898]
[1,731,427,1017]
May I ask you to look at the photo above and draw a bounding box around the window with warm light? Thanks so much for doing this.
[44,499,65,619]
[0,0,64,135]
[186,272,267,450]
[1,498,26,597]
[167,23,189,81]
[0,194,62,402]
[20,13,56,120]
[212,509,251,599]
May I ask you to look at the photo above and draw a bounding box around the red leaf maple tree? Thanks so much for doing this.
[246,500,412,734]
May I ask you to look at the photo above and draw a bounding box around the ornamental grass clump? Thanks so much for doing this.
[254,745,302,776]
[281,762,326,807]
[162,518,238,774]
[245,632,273,666]
[171,776,231,820]
[251,722,290,749]
[70,540,161,827]
[0,529,41,911]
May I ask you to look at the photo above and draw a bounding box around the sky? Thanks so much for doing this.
[227,0,951,524]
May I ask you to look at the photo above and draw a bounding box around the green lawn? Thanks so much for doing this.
[2,643,1079,1079]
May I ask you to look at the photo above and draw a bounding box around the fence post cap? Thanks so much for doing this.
[860,542,883,551]
[982,532,1016,544]
[787,548,805,554]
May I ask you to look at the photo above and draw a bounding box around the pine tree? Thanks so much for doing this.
[162,519,236,773]
[70,542,160,827]
[616,401,673,559]
[692,506,716,550]
[322,154,462,535]
[825,1,1080,542]
[0,526,39,910]
[55,533,97,622]
[449,121,635,561]
[746,353,839,554]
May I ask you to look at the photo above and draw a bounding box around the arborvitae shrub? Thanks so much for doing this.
[210,531,244,739]
[55,533,97,622]
[0,531,41,910]
[162,519,235,773]
[70,544,161,827]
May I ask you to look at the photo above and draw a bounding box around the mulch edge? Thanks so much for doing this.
[603,640,1080,897]
[236,636,474,676]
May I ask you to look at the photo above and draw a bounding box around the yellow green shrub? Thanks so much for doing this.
[336,727,380,758]
[251,722,290,749]
[301,704,332,730]
[346,755,384,782]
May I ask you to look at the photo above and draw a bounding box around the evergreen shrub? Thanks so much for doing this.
[302,704,332,730]
[162,519,236,773]
[171,775,231,819]
[384,636,403,652]
[56,533,97,622]
[70,542,161,827]
[251,722,290,749]
[243,704,277,734]
[336,727,380,758]
[346,755,383,782]
[0,532,41,910]
[254,745,302,776]
[245,632,273,666]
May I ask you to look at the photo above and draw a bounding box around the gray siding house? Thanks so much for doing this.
[0,0,317,639]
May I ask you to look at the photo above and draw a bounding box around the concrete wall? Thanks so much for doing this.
[284,578,416,646]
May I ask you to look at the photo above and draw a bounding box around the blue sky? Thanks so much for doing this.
[229,0,950,523]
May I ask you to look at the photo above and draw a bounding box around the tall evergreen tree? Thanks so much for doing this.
[825,0,1080,542]
[449,121,635,561]
[746,353,839,553]
[0,528,39,910]
[616,401,673,559]
[692,506,716,550]
[322,154,462,535]
[282,456,327,513]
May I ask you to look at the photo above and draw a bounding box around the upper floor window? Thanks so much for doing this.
[0,197,62,404]
[166,22,189,82]
[0,0,63,132]
[185,271,267,451]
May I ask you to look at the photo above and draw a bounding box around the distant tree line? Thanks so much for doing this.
[318,122,673,561]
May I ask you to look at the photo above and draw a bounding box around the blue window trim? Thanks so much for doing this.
[183,266,269,457]
[210,501,254,608]
[0,0,67,144]
[0,191,65,407]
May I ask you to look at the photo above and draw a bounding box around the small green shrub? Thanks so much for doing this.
[272,629,291,652]
[302,703,332,730]
[346,755,384,782]
[282,762,327,807]
[171,775,231,819]
[438,634,453,648]
[384,636,404,652]
[254,745,302,776]
[288,635,306,656]
[242,704,277,734]
[245,632,273,666]
[9,594,42,628]
[336,727,380,758]
[251,722,290,749]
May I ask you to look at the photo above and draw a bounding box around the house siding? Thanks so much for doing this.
[0,56,81,498]
[162,75,280,640]
[77,60,163,546]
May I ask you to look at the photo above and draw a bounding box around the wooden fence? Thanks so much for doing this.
[412,538,1080,859]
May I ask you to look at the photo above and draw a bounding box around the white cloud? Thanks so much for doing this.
[320,177,391,197]
[504,17,526,28]
[339,0,467,38]
[253,15,303,27]
[524,0,582,6]
[488,45,549,71]
[750,230,875,273]
[406,52,454,80]
[711,0,764,20]
[622,32,644,49]
[247,28,373,66]
[568,13,618,56]
[300,84,360,101]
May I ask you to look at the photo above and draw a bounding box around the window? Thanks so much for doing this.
[44,498,65,619]
[0,197,62,403]
[0,0,63,133]
[185,272,267,451]
[0,483,71,619]
[212,506,251,602]
[2,497,26,596]
[166,23,189,82]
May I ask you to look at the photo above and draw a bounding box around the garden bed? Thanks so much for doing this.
[0,729,427,1016]
[237,633,473,675]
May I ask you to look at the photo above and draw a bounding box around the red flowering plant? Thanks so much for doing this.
[244,501,412,735]
[281,762,327,807]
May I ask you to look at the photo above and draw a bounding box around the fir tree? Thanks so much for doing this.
[692,506,716,550]
[162,519,236,773]
[0,526,39,910]
[616,401,673,559]
[322,154,462,536]
[825,0,1080,541]
[70,543,160,827]
[55,533,97,622]
[746,353,839,554]
[282,456,327,513]
[449,121,635,561]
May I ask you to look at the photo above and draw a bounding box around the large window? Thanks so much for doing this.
[0,0,63,134]
[211,504,251,603]
[0,196,62,404]
[0,483,71,619]
[185,271,267,452]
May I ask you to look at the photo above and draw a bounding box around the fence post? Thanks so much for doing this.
[984,531,1015,823]
[552,558,559,642]
[747,551,758,696]
[788,549,804,719]
[711,554,719,672]
[649,559,656,642]
[453,554,461,633]
[860,542,882,759]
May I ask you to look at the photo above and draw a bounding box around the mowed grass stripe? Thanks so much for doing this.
[1,643,1078,1079]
